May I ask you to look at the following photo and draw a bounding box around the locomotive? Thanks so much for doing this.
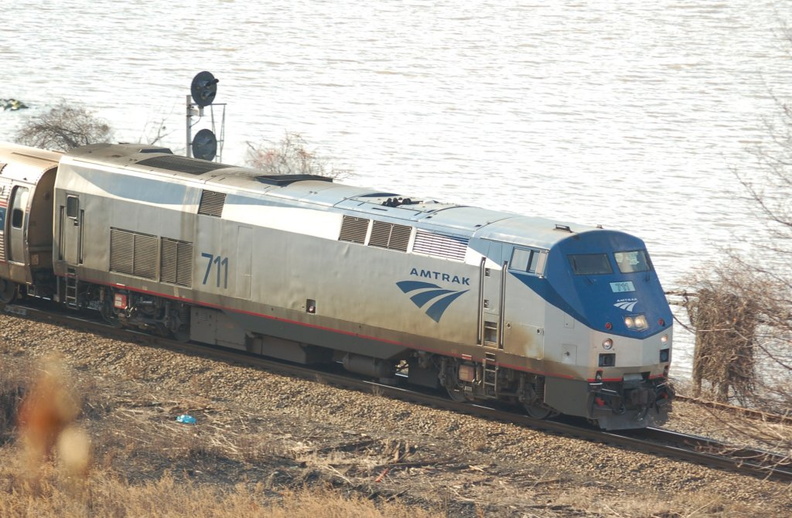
[0,142,673,430]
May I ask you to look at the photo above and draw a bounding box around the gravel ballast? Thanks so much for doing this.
[1,313,790,517]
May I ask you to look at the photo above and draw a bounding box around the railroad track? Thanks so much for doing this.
[674,394,792,426]
[4,299,791,482]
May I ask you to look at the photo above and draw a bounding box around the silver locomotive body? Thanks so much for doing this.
[0,142,673,429]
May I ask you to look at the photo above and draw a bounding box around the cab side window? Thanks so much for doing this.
[510,247,546,275]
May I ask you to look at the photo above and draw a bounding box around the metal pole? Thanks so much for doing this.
[185,94,192,157]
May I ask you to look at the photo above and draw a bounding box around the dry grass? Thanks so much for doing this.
[0,357,441,518]
[555,487,736,518]
[16,355,88,477]
[2,332,790,517]
[0,463,437,518]
[0,363,27,443]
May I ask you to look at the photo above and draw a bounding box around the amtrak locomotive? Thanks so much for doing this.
[0,142,673,429]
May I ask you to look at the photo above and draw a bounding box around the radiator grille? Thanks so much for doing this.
[110,228,158,280]
[412,230,469,261]
[338,216,369,244]
[198,190,226,217]
[369,221,411,252]
[160,238,193,287]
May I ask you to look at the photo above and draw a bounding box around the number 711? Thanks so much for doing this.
[201,253,229,288]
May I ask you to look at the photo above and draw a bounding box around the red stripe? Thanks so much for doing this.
[62,275,630,382]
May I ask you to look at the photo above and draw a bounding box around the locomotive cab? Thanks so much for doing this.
[540,230,673,429]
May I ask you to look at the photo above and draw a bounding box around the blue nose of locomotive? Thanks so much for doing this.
[544,230,672,338]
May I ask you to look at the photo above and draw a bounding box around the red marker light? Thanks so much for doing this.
[605,322,612,330]
[658,318,665,326]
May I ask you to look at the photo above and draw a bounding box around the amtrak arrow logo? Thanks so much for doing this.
[614,298,639,312]
[396,280,469,323]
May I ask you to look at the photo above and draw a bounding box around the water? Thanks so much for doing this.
[3,0,792,378]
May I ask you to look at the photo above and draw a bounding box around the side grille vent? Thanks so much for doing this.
[110,228,158,280]
[369,221,412,252]
[412,230,469,261]
[160,238,193,287]
[339,216,370,244]
[198,190,226,217]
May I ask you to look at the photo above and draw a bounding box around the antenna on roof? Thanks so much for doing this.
[186,71,225,162]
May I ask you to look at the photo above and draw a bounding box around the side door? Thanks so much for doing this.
[59,194,83,266]
[8,186,30,264]
[235,225,252,299]
[477,240,505,349]
[503,246,548,359]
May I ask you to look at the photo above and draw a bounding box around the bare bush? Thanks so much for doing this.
[245,132,348,179]
[686,283,758,404]
[678,26,792,462]
[14,101,114,151]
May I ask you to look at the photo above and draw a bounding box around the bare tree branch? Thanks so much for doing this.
[244,132,349,179]
[14,101,114,151]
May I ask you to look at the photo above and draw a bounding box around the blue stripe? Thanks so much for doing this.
[410,288,455,308]
[425,290,469,322]
[396,280,440,293]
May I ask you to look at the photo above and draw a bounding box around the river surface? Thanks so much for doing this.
[3,0,792,377]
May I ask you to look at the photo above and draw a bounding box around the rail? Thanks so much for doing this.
[4,299,791,483]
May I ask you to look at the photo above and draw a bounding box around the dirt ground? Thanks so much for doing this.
[1,312,790,517]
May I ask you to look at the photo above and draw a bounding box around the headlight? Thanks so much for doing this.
[624,314,649,331]
[602,338,613,350]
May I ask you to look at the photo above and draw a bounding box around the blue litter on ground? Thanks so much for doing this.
[176,414,196,424]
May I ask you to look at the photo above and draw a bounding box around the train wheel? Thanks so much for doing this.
[0,279,18,304]
[446,387,470,402]
[524,403,556,420]
[172,327,190,343]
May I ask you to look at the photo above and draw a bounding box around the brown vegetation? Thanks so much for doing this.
[14,101,113,151]
[0,354,440,518]
[1,315,790,517]
[245,132,348,179]
[678,39,792,462]
[17,356,92,486]
[686,287,758,403]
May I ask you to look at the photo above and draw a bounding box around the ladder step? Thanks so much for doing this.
[483,353,498,391]
[64,268,79,307]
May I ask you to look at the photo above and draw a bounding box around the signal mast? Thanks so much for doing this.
[185,71,225,161]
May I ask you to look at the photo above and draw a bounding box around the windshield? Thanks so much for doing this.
[568,253,613,275]
[614,250,652,273]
